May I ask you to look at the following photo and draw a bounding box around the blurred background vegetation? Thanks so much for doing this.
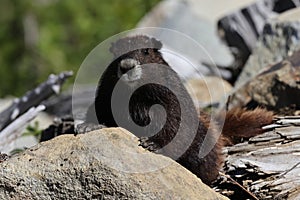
[0,0,160,97]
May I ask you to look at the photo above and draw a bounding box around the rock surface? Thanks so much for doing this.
[227,50,300,113]
[185,76,232,108]
[217,1,300,83]
[217,0,277,73]
[0,128,228,200]
[235,8,300,86]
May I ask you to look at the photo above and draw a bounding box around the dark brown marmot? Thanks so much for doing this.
[86,35,273,185]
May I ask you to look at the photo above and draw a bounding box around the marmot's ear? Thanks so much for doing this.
[151,37,162,49]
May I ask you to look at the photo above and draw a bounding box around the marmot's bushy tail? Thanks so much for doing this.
[218,108,274,145]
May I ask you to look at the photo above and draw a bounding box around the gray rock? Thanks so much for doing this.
[185,76,232,108]
[227,50,300,113]
[235,8,300,86]
[0,128,228,200]
[217,0,300,83]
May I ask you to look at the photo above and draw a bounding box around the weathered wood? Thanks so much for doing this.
[217,125,300,199]
[0,71,73,132]
[0,105,45,153]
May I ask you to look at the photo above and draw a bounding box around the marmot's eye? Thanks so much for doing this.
[142,49,149,55]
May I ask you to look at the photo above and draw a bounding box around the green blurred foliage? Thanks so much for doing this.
[0,0,160,97]
[22,121,42,138]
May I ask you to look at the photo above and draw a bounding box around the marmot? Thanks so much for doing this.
[85,35,273,185]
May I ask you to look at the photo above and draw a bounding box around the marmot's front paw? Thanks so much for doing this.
[139,137,160,152]
[76,122,106,134]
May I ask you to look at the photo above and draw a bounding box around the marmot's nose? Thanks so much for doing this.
[119,59,139,74]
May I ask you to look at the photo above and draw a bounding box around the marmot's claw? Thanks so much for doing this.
[76,123,106,134]
[139,137,160,152]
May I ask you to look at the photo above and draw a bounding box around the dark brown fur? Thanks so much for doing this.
[88,35,273,185]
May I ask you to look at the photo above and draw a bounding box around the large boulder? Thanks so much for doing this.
[0,128,228,200]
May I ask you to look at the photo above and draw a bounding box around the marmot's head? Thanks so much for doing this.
[109,35,168,83]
